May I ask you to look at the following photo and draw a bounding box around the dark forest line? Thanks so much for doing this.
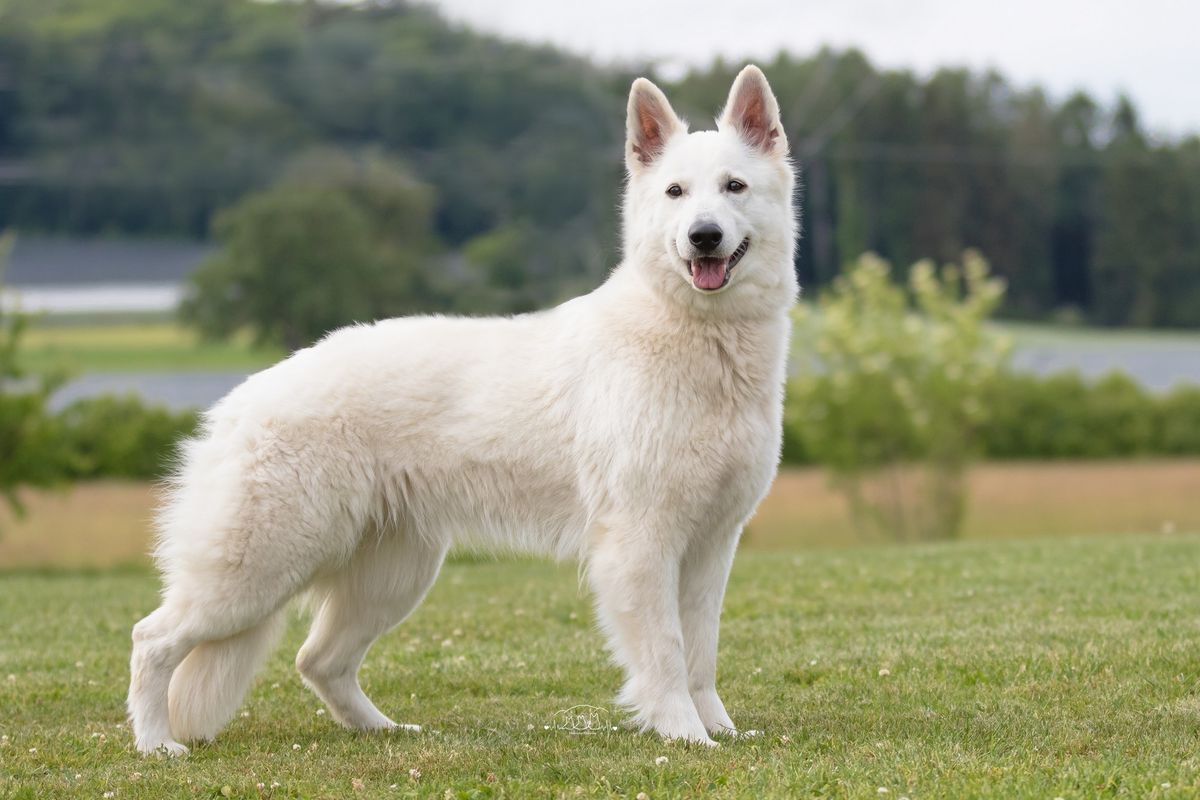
[1,0,1197,326]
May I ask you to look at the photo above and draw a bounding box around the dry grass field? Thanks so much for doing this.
[2,460,1196,569]
[747,459,1200,548]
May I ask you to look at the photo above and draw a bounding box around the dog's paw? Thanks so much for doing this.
[691,689,736,737]
[655,726,718,748]
[138,739,189,758]
[643,696,719,747]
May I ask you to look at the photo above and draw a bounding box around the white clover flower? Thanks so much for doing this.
[655,756,668,765]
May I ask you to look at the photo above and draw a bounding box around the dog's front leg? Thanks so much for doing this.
[588,525,716,746]
[679,529,740,737]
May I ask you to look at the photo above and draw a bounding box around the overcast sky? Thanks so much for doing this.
[427,0,1199,139]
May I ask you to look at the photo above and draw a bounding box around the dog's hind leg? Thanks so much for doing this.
[296,528,447,731]
[130,428,367,755]
[130,568,301,756]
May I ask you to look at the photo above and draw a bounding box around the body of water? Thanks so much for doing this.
[2,283,182,314]
[1011,346,1200,393]
[50,371,250,413]
[48,344,1200,412]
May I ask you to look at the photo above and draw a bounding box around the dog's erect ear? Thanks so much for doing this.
[626,78,684,173]
[720,65,787,156]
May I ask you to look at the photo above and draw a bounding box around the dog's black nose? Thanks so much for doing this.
[688,222,723,254]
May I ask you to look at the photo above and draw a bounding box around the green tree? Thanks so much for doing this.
[0,233,67,522]
[788,251,1009,541]
[181,156,442,351]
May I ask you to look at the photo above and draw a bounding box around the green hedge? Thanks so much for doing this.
[55,396,199,480]
[783,370,1200,465]
[31,370,1200,482]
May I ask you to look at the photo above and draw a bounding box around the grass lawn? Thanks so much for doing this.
[19,316,1200,376]
[21,321,281,374]
[2,534,1200,798]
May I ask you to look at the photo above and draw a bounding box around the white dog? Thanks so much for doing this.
[128,65,798,755]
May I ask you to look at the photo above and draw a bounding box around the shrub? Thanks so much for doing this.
[55,396,199,480]
[979,371,1152,458]
[0,233,70,519]
[975,371,1200,459]
[1157,385,1200,455]
[787,251,1009,540]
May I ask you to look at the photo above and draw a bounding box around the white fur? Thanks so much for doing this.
[128,65,798,755]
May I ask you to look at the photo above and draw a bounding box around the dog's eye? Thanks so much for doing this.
[726,179,747,193]
[666,184,683,198]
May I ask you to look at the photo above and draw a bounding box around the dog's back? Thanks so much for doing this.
[129,65,797,755]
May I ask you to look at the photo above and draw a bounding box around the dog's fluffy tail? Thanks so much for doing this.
[167,609,287,742]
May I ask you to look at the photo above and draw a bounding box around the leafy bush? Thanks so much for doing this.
[978,372,1200,459]
[788,251,1009,540]
[54,396,199,481]
[1157,385,1200,455]
[0,233,69,518]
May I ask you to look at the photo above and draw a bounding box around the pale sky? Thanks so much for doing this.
[427,0,1200,139]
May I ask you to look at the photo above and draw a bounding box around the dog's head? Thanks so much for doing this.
[622,65,797,314]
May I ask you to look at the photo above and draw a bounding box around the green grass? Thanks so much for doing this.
[3,536,1200,798]
[21,321,281,373]
[20,316,1200,376]
[996,320,1200,351]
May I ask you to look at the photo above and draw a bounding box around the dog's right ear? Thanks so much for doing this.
[625,78,684,174]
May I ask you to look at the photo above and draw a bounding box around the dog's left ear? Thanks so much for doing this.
[720,65,787,156]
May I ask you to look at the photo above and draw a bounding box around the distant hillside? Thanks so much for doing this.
[1,0,1198,326]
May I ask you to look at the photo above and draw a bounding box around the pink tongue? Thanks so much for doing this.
[692,258,728,290]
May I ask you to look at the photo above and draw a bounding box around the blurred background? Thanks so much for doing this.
[1,0,1197,567]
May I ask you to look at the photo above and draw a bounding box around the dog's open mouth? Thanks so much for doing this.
[687,238,750,291]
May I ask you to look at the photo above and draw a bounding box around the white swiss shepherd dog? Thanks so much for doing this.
[128,65,798,755]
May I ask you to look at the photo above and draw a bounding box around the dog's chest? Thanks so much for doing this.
[579,314,788,513]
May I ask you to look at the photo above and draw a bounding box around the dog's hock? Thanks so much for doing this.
[720,64,787,155]
[625,78,684,171]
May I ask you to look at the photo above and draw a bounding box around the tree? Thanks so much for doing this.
[181,155,443,351]
[788,251,1009,540]
[0,233,67,522]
